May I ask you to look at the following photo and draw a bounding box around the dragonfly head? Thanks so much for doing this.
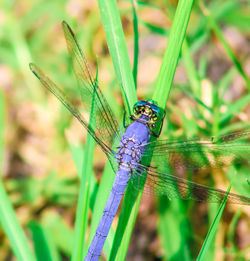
[132,99,165,137]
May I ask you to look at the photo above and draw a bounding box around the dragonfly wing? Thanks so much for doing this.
[130,164,250,204]
[142,131,250,175]
[62,21,121,150]
[131,131,250,204]
[29,63,118,170]
[30,21,122,159]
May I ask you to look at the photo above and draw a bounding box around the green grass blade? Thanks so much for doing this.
[157,199,192,261]
[153,0,194,108]
[182,39,201,97]
[227,208,242,250]
[222,8,250,31]
[71,138,95,261]
[217,67,237,99]
[71,68,99,261]
[196,170,236,261]
[0,181,35,261]
[68,142,85,179]
[131,0,139,88]
[0,88,35,261]
[29,221,61,261]
[42,212,74,257]
[111,1,194,260]
[220,93,250,125]
[3,13,40,99]
[97,0,137,114]
[140,20,169,37]
[199,2,250,90]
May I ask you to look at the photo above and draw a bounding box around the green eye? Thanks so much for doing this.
[152,114,158,121]
[134,106,140,114]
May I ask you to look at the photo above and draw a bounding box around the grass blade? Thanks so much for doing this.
[157,199,192,261]
[97,0,137,114]
[196,170,236,261]
[153,0,194,108]
[29,221,61,261]
[111,1,194,260]
[199,2,250,90]
[71,68,99,261]
[0,181,35,261]
[0,88,35,261]
[182,39,201,97]
[131,0,139,88]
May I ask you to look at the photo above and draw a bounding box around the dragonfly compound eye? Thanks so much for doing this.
[134,106,140,115]
[152,113,158,122]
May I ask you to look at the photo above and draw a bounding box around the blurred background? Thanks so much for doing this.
[0,0,249,260]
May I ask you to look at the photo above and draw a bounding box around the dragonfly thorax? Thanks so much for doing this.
[116,118,151,170]
[116,138,144,170]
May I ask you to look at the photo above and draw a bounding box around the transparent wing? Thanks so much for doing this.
[30,63,111,155]
[62,21,121,149]
[30,21,121,157]
[130,131,250,204]
[143,130,250,173]
[131,165,250,204]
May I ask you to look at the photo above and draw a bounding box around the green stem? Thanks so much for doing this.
[98,0,137,115]
[0,181,35,261]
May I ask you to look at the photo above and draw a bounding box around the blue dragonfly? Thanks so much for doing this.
[30,22,250,261]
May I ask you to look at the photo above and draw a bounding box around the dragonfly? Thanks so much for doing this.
[30,21,250,261]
